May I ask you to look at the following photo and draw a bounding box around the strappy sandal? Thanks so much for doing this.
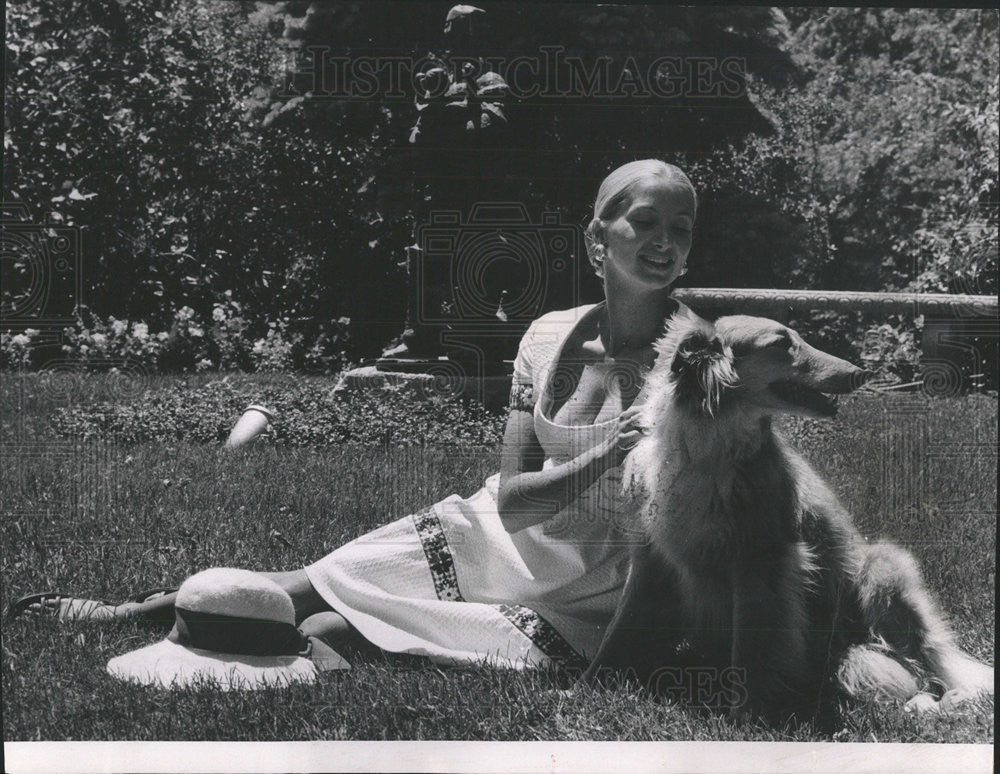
[7,586,178,620]
[128,587,177,604]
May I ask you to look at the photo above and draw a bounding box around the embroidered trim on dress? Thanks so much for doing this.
[411,506,465,602]
[496,604,586,668]
[411,505,585,666]
[509,381,535,412]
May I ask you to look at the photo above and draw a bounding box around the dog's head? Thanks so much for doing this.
[654,310,874,419]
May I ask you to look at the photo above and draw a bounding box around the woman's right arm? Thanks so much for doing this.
[497,405,646,533]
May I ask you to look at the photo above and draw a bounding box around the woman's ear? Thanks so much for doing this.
[586,218,608,279]
[590,219,606,245]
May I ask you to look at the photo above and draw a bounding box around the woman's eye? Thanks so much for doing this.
[631,219,653,228]
[766,336,789,349]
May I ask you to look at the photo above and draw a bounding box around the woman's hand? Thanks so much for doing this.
[600,405,649,468]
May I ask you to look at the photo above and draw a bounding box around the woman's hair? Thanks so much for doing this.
[584,159,697,279]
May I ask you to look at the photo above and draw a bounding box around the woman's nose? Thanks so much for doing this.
[651,233,671,252]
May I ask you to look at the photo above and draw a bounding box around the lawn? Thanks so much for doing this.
[1,373,995,742]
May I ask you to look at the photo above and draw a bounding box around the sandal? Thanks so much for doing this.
[7,593,112,620]
[7,586,178,621]
[129,586,178,604]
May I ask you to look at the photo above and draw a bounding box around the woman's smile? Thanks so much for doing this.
[638,253,676,269]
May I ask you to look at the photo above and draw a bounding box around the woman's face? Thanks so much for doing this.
[601,177,695,291]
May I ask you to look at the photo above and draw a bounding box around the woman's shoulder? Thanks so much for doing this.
[527,303,602,334]
[517,303,600,358]
[512,304,595,374]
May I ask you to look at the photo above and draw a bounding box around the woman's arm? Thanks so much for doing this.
[497,405,646,533]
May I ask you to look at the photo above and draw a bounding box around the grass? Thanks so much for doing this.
[1,373,995,741]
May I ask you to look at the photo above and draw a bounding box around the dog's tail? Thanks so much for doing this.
[857,540,994,697]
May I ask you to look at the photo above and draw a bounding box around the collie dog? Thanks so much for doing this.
[582,309,994,722]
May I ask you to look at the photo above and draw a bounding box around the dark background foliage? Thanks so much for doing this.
[3,2,997,376]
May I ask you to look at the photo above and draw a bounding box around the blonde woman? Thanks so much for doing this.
[16,160,698,670]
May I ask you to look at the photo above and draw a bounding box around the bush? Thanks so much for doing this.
[4,0,404,361]
[1,304,351,375]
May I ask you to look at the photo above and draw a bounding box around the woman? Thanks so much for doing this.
[18,159,698,669]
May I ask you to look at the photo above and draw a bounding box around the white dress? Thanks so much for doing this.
[304,301,676,668]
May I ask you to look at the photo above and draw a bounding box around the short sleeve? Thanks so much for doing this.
[509,320,537,412]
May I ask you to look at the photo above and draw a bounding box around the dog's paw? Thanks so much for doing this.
[903,692,940,714]
[940,656,994,698]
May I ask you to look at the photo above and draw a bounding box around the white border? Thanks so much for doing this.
[3,741,994,774]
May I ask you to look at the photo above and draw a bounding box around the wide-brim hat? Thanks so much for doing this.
[107,568,349,691]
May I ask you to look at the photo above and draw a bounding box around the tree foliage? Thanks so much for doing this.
[3,3,996,377]
[5,0,403,364]
[778,7,998,297]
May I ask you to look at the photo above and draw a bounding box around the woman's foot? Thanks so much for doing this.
[17,596,141,621]
[11,589,176,622]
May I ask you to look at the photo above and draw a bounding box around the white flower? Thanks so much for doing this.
[11,334,29,347]
[195,358,213,371]
[91,333,107,346]
[188,326,203,338]
[133,322,149,340]
[24,328,39,337]
[175,306,195,322]
[212,306,226,322]
[111,320,127,336]
[156,331,169,342]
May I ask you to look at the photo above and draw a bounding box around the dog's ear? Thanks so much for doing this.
[670,331,724,372]
[670,329,737,416]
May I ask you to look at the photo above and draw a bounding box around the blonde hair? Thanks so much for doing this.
[584,160,697,279]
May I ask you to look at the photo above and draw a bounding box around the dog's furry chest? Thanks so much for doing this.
[626,428,801,627]
[637,442,798,567]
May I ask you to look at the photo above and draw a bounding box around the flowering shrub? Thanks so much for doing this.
[209,299,255,372]
[50,378,507,448]
[251,321,297,373]
[2,304,349,374]
[1,330,37,369]
[856,320,924,384]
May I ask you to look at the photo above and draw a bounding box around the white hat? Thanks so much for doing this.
[107,568,349,691]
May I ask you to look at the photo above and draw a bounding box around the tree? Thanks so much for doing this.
[254,2,797,360]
